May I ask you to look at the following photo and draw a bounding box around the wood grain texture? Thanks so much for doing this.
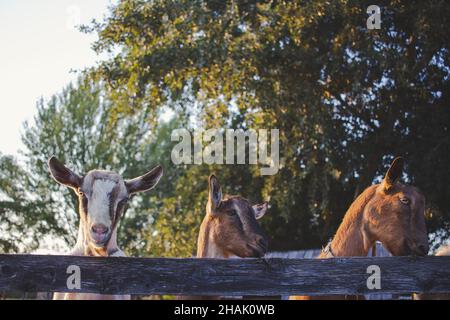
[1,254,449,296]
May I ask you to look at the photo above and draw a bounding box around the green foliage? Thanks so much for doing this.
[88,0,450,250]
[0,77,177,254]
[0,154,60,253]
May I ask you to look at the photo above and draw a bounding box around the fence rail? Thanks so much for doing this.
[1,254,450,296]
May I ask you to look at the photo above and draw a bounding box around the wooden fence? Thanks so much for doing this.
[1,254,450,296]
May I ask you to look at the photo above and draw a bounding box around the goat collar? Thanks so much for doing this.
[322,240,335,258]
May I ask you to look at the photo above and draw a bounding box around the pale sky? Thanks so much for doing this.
[0,0,116,156]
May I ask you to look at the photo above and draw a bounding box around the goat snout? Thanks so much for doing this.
[92,224,109,235]
[90,224,110,245]
[255,235,268,251]
[413,243,429,256]
[247,235,268,257]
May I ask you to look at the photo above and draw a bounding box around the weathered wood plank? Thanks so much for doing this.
[0,254,449,296]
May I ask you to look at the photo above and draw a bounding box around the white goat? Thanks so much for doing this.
[48,156,163,300]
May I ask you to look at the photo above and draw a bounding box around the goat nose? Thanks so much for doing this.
[91,224,109,235]
[256,236,268,249]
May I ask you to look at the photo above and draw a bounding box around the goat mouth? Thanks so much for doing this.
[90,233,111,247]
[410,245,428,257]
[394,242,425,257]
[247,244,267,258]
[400,239,428,257]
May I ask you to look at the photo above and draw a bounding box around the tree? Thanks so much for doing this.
[2,1,449,254]
[88,0,450,250]
[0,153,60,253]
[0,76,179,254]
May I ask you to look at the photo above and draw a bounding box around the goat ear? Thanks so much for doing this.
[207,174,222,215]
[125,166,163,195]
[253,202,268,220]
[48,156,81,190]
[383,156,405,191]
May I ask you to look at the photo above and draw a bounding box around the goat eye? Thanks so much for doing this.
[77,189,85,197]
[227,209,238,216]
[400,197,410,205]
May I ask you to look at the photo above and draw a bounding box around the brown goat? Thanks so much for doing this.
[291,157,429,300]
[180,175,269,300]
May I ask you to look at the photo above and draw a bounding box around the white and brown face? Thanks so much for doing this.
[48,156,163,249]
[206,175,269,258]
